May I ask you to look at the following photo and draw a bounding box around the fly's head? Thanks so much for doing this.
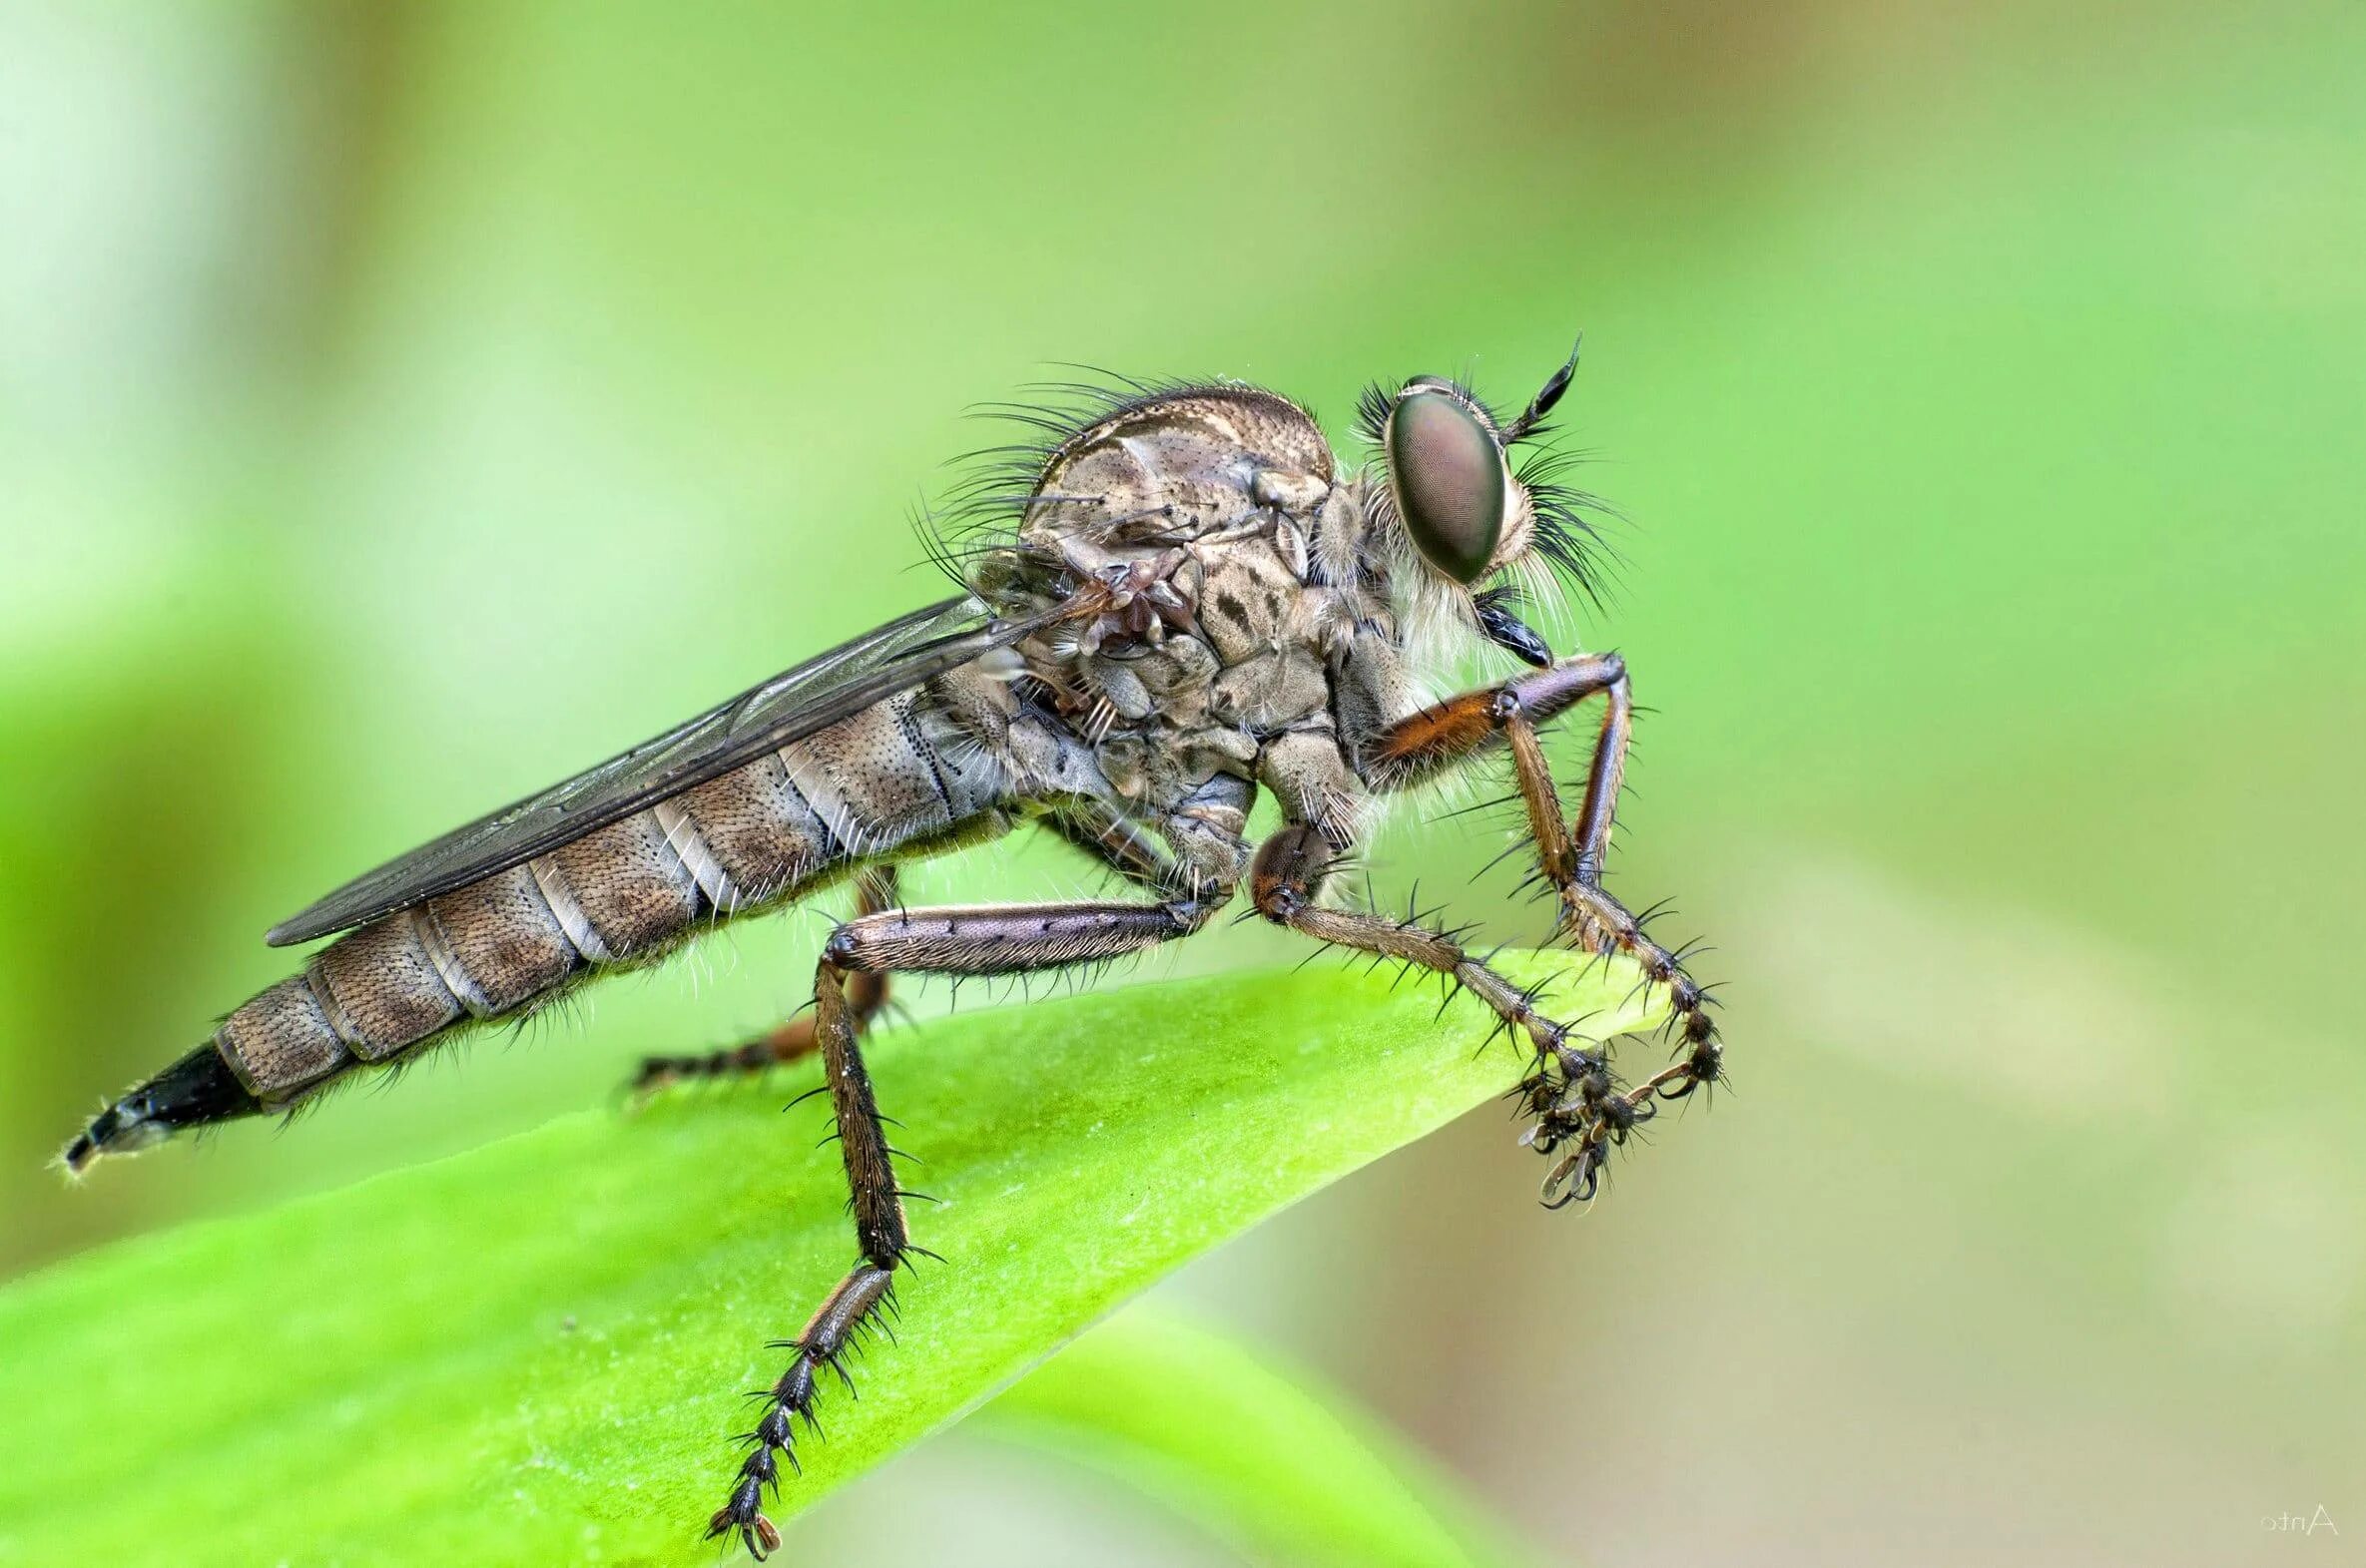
[1355,340,1612,665]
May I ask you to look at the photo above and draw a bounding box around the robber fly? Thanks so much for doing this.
[64,340,1723,1557]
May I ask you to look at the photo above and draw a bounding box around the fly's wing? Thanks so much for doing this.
[267,597,1050,946]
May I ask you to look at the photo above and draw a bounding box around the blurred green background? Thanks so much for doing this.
[2,1,2360,1563]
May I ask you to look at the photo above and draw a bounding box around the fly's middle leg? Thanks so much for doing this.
[705,836,1242,1559]
[627,866,901,1101]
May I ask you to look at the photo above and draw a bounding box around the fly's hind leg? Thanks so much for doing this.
[1369,655,1724,1192]
[705,812,1245,1558]
[628,866,900,1101]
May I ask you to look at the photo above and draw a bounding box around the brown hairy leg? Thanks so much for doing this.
[1367,654,1724,1196]
[627,865,901,1099]
[1248,821,1675,1207]
[705,831,1243,1558]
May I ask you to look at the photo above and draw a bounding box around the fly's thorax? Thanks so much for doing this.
[1023,387,1333,549]
[1026,530,1322,816]
[971,385,1424,819]
[994,388,1337,634]
[1193,540,1334,733]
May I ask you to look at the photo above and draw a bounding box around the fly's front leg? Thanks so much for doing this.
[1248,822,1663,1205]
[1370,655,1723,1180]
[705,871,1237,1558]
[628,867,901,1100]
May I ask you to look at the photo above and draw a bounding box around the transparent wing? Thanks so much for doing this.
[267,597,1048,946]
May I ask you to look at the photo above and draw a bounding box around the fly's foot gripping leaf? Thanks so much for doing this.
[1541,885,1727,1207]
[1513,1025,1723,1209]
[708,1264,901,1560]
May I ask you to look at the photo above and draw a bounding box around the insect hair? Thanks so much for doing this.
[1513,442,1623,615]
[932,368,1287,548]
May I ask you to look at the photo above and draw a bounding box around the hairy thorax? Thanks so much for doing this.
[970,388,1394,818]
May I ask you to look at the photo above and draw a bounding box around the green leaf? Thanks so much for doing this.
[0,953,1664,1565]
[980,1307,1541,1568]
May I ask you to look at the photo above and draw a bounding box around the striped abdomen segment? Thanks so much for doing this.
[214,684,1003,1101]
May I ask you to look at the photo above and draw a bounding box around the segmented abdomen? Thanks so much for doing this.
[214,684,1000,1100]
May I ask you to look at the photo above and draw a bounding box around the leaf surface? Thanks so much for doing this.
[0,953,1664,1565]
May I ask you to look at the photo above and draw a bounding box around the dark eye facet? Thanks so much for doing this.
[1385,389,1505,583]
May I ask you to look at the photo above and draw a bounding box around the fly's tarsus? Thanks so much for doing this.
[708,1263,901,1559]
[625,1017,822,1103]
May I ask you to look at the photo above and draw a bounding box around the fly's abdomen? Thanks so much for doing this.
[667,754,833,912]
[773,691,972,861]
[65,684,1013,1167]
[215,974,353,1097]
[419,863,579,1012]
[217,861,585,1098]
[534,812,704,962]
[181,684,1007,1112]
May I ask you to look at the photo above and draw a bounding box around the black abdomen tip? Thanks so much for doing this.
[61,1127,102,1175]
[62,1044,264,1175]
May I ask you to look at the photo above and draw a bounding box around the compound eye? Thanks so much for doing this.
[1384,389,1505,583]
